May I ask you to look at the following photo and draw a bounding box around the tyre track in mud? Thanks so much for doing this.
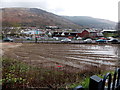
[4,43,119,72]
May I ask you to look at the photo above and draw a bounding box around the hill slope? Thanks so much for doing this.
[63,16,116,29]
[2,8,82,29]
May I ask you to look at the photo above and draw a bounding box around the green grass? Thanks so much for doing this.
[0,34,2,40]
[68,70,115,89]
[103,33,118,37]
[68,76,90,89]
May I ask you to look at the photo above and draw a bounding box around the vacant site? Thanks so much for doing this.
[2,43,119,88]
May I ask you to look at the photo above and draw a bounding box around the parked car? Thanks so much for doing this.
[77,37,82,40]
[83,38,92,43]
[3,37,13,42]
[96,39,107,43]
[107,38,118,43]
[99,37,107,40]
[25,37,32,40]
[107,37,113,40]
[61,38,71,42]
[53,37,59,40]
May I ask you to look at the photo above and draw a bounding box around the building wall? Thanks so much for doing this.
[52,30,98,39]
[80,30,90,38]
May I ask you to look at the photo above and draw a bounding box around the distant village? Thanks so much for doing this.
[1,25,119,41]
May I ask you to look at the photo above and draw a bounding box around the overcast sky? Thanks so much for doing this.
[0,0,119,22]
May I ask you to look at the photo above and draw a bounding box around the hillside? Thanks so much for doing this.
[63,16,116,29]
[1,8,117,30]
[2,8,82,29]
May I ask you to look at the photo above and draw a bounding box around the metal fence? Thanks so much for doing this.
[74,68,120,90]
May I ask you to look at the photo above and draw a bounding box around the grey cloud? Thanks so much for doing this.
[49,8,65,15]
[0,0,64,15]
[0,1,49,10]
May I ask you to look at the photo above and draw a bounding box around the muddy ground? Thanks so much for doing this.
[0,43,22,56]
[2,43,119,73]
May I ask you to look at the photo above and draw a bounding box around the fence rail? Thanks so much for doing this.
[74,68,120,90]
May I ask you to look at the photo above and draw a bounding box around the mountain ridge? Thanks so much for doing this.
[62,16,116,29]
[2,8,82,29]
[1,8,116,29]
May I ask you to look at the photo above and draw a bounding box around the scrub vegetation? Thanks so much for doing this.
[2,57,106,89]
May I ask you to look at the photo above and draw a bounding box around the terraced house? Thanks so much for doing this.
[102,29,118,37]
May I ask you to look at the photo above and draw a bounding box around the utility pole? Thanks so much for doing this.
[35,29,39,43]
[35,36,37,43]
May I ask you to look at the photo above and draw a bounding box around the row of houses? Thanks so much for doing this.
[22,29,119,39]
[2,26,119,39]
[52,29,103,39]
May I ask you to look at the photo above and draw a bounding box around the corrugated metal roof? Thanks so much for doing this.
[102,29,117,32]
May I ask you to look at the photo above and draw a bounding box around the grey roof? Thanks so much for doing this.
[102,29,117,32]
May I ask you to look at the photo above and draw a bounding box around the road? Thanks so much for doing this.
[14,40,120,44]
[14,40,97,44]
